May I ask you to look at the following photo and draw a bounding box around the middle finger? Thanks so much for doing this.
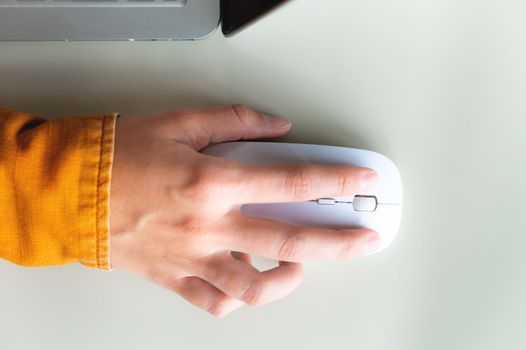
[219,211,381,262]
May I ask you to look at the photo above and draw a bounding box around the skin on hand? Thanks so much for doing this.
[109,105,380,317]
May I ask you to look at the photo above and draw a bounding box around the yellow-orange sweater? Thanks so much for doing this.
[0,107,116,270]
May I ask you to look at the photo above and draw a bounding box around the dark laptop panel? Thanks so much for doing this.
[221,0,288,36]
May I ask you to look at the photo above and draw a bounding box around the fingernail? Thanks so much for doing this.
[265,114,292,129]
[361,171,379,191]
[363,235,382,255]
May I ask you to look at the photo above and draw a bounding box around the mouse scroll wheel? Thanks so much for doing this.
[352,195,378,212]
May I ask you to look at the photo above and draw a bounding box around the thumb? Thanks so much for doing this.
[180,104,292,150]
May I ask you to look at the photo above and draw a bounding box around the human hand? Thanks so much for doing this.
[109,105,380,317]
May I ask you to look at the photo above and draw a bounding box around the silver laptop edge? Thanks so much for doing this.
[0,0,220,41]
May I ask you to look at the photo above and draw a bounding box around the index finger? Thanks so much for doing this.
[233,163,378,204]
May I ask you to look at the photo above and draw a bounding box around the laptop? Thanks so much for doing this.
[0,0,287,41]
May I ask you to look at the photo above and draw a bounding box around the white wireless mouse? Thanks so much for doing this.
[203,142,403,250]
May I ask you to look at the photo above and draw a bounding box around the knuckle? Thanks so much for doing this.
[338,237,355,260]
[177,217,203,236]
[181,161,237,203]
[146,268,168,286]
[230,104,252,125]
[163,278,182,292]
[241,280,267,306]
[338,233,359,259]
[181,165,217,201]
[146,268,184,291]
[202,261,223,283]
[336,168,355,196]
[284,166,314,200]
[207,297,232,317]
[230,104,253,139]
[278,233,306,261]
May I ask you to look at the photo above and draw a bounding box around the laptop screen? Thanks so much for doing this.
[221,0,288,36]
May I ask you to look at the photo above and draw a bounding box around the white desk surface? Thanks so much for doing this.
[1,1,525,349]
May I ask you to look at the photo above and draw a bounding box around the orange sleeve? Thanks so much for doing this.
[0,107,117,270]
